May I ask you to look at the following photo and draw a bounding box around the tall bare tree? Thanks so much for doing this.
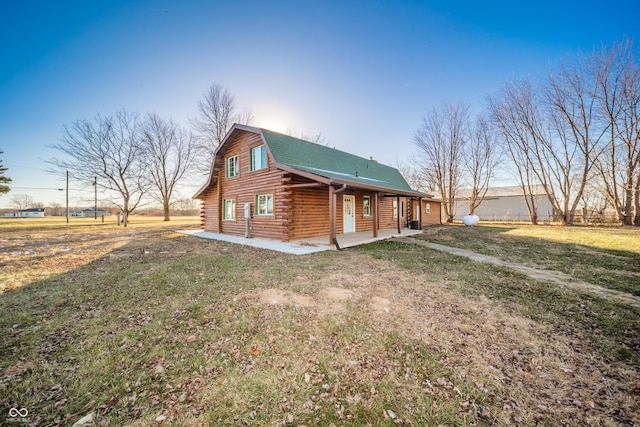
[487,77,545,224]
[396,160,430,194]
[463,115,500,214]
[414,101,470,222]
[191,84,255,177]
[141,113,197,221]
[593,38,640,225]
[542,49,609,224]
[49,110,146,226]
[488,48,610,226]
[0,150,11,195]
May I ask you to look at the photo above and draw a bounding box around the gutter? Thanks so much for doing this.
[330,182,348,250]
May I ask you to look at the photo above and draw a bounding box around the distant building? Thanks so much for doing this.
[19,208,45,218]
[452,185,554,222]
[81,207,110,218]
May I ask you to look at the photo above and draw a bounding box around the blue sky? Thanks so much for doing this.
[1,0,639,208]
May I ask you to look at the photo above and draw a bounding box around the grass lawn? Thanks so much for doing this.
[416,224,640,296]
[0,220,638,426]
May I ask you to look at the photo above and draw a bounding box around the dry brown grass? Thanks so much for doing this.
[1,220,638,425]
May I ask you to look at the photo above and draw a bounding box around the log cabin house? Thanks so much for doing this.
[194,124,441,244]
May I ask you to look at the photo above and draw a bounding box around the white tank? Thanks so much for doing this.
[462,213,480,226]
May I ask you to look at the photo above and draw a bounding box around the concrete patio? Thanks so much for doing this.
[294,228,424,249]
[178,228,423,255]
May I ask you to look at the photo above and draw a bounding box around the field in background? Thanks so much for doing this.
[0,215,200,230]
[0,222,638,426]
[0,216,200,292]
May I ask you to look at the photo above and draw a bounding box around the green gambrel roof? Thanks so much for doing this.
[260,128,423,196]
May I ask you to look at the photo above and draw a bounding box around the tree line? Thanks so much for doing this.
[3,39,637,226]
[413,38,640,226]
[46,84,252,224]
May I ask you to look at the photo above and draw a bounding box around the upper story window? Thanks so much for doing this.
[250,145,267,171]
[226,155,239,178]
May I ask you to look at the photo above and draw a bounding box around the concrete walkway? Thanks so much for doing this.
[177,230,330,255]
[396,236,640,309]
[178,228,424,255]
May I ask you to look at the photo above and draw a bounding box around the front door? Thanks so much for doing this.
[343,195,356,233]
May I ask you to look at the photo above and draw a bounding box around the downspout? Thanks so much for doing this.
[330,183,348,250]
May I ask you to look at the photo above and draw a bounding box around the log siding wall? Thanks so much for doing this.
[200,129,435,241]
[201,131,292,240]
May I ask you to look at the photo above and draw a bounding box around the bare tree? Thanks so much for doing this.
[0,151,11,195]
[396,160,430,193]
[10,194,35,211]
[49,110,146,226]
[463,115,500,214]
[487,77,545,224]
[191,84,255,177]
[488,54,609,226]
[593,38,640,225]
[171,198,200,216]
[414,101,470,222]
[141,113,198,221]
[542,49,609,224]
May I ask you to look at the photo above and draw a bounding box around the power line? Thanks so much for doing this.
[12,187,64,191]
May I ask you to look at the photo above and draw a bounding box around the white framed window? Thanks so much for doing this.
[226,155,238,178]
[393,200,398,219]
[363,196,371,217]
[250,145,267,171]
[223,199,236,220]
[426,203,431,214]
[255,194,273,215]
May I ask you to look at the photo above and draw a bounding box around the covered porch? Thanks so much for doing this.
[295,227,424,249]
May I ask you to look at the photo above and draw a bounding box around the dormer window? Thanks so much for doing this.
[250,145,267,171]
[226,155,239,178]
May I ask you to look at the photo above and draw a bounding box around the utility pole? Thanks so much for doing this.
[93,176,97,220]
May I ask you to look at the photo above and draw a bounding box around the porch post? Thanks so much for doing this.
[418,197,423,230]
[329,185,336,245]
[372,192,379,238]
[397,195,401,234]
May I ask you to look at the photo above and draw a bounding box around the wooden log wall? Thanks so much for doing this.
[201,188,218,231]
[200,130,291,240]
[288,187,409,239]
[421,200,442,225]
[378,196,408,229]
[288,176,329,240]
